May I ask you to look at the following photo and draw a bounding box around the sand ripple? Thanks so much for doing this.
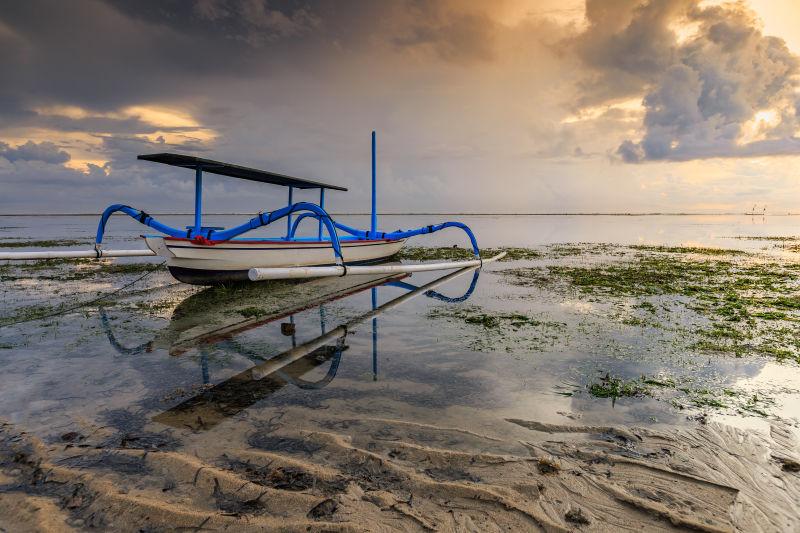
[1,414,799,532]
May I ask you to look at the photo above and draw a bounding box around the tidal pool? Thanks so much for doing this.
[1,214,799,531]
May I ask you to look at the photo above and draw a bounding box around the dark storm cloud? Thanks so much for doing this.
[0,0,499,136]
[571,0,800,162]
[0,0,281,115]
[0,0,505,213]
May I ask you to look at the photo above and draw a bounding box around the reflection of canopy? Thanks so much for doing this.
[138,153,348,191]
[152,342,345,430]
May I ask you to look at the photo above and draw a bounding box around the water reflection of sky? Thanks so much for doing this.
[1,214,799,440]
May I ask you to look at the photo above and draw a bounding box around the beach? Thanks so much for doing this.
[1,214,799,531]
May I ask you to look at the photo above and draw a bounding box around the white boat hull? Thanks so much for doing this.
[144,236,406,284]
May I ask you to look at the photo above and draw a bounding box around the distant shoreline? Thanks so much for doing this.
[0,212,795,217]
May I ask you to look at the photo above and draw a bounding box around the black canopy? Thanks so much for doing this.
[138,153,347,191]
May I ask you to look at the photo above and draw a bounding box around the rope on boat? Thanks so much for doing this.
[1,260,166,328]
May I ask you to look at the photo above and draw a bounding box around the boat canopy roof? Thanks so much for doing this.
[138,153,348,191]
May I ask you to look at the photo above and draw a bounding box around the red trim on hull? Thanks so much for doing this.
[162,236,400,245]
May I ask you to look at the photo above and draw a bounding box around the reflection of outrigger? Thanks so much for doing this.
[101,266,480,431]
[106,273,406,357]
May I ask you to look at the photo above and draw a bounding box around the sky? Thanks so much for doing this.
[1,0,799,215]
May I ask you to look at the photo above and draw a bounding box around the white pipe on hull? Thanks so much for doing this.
[248,251,507,281]
[0,249,156,260]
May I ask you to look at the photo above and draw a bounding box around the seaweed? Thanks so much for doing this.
[58,451,150,475]
[504,251,800,365]
[396,246,542,262]
[0,239,89,248]
[588,376,650,399]
[629,244,745,256]
[731,235,799,242]
[212,478,269,516]
[396,246,475,261]
[341,454,406,492]
[427,305,567,352]
[238,306,267,318]
[247,434,323,457]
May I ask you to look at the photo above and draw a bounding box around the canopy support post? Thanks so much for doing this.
[370,130,377,239]
[194,166,203,236]
[286,186,293,239]
[318,188,325,240]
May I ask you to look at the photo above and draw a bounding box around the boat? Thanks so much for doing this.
[1,132,504,283]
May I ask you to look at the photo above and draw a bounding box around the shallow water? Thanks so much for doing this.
[1,214,799,430]
[2,212,800,249]
[1,214,799,530]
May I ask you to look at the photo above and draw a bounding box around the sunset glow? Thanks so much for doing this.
[1,0,799,214]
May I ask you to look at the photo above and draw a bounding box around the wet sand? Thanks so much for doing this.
[2,402,799,532]
[2,232,800,531]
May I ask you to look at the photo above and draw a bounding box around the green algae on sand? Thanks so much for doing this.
[427,305,567,352]
[396,246,542,262]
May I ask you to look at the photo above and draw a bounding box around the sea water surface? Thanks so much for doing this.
[3,212,800,250]
[1,213,799,433]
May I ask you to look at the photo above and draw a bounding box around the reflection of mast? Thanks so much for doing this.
[153,265,482,430]
[372,287,378,381]
[200,347,210,384]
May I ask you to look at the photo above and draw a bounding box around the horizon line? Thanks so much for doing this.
[0,212,794,217]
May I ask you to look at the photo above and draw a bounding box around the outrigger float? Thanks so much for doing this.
[0,133,504,284]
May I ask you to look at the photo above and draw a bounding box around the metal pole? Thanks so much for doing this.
[370,131,377,238]
[318,188,325,240]
[286,186,293,239]
[194,166,203,236]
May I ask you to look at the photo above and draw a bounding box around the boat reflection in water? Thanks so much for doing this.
[100,265,480,431]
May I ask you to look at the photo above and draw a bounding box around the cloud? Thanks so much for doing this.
[0,140,71,164]
[192,0,322,47]
[0,0,522,214]
[2,0,800,215]
[390,5,498,64]
[572,0,800,162]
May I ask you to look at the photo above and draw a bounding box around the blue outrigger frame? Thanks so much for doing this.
[94,132,480,267]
